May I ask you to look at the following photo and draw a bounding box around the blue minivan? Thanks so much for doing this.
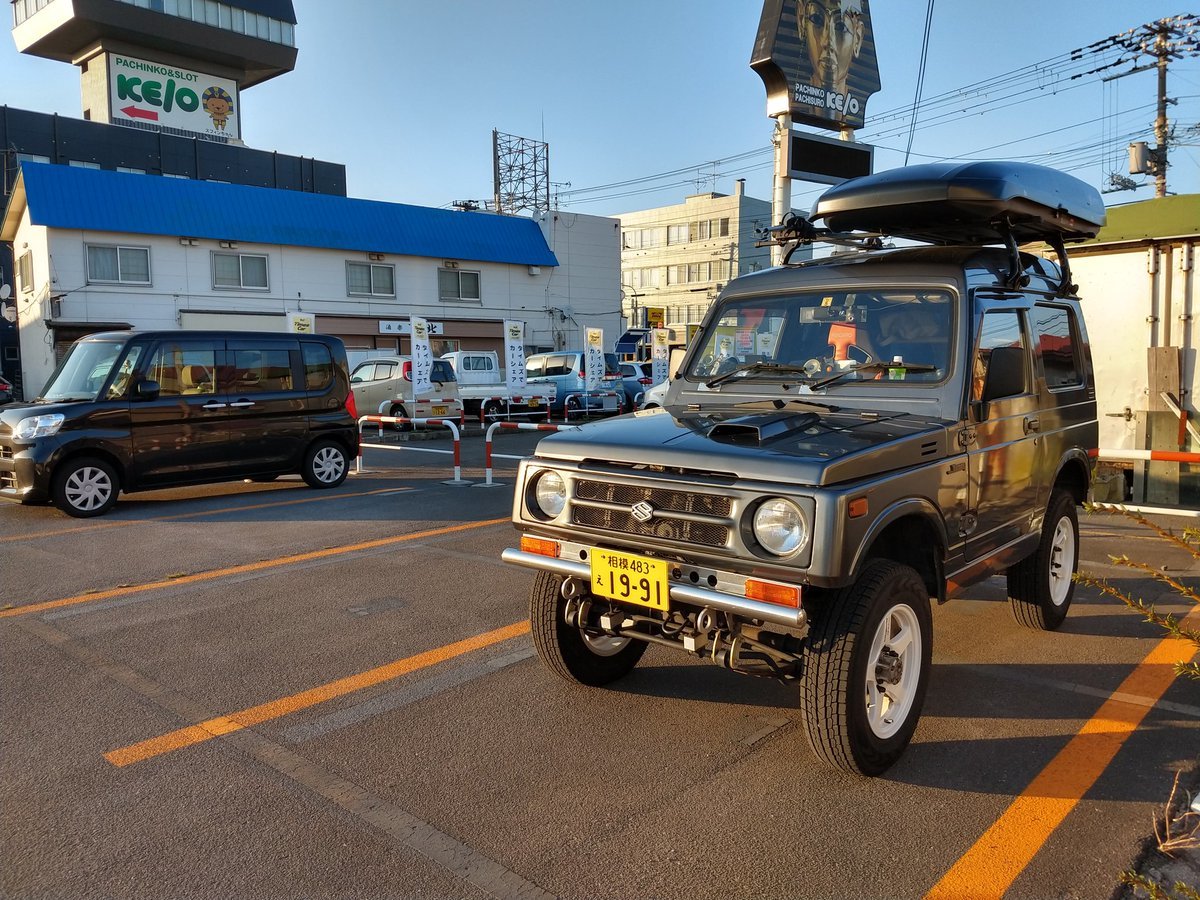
[524,351,624,416]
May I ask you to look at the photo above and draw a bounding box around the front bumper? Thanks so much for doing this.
[502,546,805,628]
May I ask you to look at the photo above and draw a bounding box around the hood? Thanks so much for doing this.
[534,401,953,487]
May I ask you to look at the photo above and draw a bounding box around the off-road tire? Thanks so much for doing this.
[529,570,647,687]
[52,456,120,518]
[301,439,349,489]
[799,560,932,777]
[1007,489,1078,631]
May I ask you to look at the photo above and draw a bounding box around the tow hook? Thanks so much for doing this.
[875,647,903,685]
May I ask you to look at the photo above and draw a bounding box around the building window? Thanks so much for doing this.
[17,251,33,294]
[622,267,661,290]
[117,166,146,175]
[667,224,688,245]
[347,262,395,297]
[212,252,269,290]
[16,153,50,165]
[68,160,101,169]
[87,245,151,285]
[438,268,481,303]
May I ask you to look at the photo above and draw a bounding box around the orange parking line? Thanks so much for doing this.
[105,620,530,767]
[926,614,1200,899]
[0,487,410,543]
[0,517,508,619]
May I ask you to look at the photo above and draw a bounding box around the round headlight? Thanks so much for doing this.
[753,498,808,556]
[533,470,567,518]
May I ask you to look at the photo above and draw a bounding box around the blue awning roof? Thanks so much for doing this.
[4,162,559,268]
[615,329,649,353]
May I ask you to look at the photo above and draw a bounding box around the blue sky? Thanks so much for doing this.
[4,1,1198,216]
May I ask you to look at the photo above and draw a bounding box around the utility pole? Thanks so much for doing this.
[1096,15,1200,197]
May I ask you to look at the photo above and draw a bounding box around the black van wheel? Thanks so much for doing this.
[530,570,647,687]
[798,560,932,776]
[302,440,349,489]
[53,456,120,518]
[1007,489,1078,631]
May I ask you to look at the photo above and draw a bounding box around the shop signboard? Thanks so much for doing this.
[109,53,241,140]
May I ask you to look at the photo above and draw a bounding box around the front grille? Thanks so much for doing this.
[0,472,15,491]
[572,478,732,548]
[575,480,731,516]
[0,445,11,460]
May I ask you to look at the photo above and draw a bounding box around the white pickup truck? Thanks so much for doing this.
[440,351,556,421]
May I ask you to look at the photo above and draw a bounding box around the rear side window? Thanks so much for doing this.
[231,347,293,393]
[1030,305,1082,389]
[545,355,572,377]
[301,342,332,390]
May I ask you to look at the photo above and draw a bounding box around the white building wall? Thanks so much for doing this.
[13,208,621,392]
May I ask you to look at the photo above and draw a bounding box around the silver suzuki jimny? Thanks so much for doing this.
[503,161,1103,776]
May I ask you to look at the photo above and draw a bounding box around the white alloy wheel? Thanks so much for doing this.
[1047,515,1076,607]
[311,445,345,484]
[865,602,923,741]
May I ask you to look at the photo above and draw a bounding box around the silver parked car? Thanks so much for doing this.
[503,161,1103,776]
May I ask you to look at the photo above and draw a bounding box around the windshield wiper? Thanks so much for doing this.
[41,395,95,403]
[705,361,811,388]
[809,361,936,390]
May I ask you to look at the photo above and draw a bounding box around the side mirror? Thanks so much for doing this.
[133,379,160,401]
[980,346,1027,403]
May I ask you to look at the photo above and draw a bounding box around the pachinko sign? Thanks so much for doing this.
[750,0,881,131]
[108,54,240,140]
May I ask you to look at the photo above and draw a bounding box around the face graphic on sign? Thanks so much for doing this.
[801,0,865,99]
[202,86,233,130]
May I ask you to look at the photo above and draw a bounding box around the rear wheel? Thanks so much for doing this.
[482,400,505,424]
[1007,489,1078,630]
[53,456,120,518]
[302,439,349,489]
[529,570,647,687]
[799,560,932,776]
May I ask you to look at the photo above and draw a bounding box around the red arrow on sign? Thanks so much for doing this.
[121,106,159,121]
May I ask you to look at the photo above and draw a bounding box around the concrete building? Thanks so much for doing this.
[3,163,621,394]
[615,180,801,345]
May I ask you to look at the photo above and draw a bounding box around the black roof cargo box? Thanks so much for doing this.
[812,161,1106,245]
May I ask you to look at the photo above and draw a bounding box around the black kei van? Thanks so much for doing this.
[0,330,360,517]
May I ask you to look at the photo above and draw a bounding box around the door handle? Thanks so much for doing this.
[201,401,227,410]
[228,400,256,409]
[1023,416,1041,434]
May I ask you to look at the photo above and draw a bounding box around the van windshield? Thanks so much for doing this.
[39,340,126,402]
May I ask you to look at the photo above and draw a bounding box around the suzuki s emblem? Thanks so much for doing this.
[631,501,655,523]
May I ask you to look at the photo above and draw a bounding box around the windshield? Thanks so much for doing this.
[40,339,127,401]
[685,288,954,387]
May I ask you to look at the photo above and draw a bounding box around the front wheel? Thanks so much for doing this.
[52,456,120,518]
[481,400,505,424]
[799,560,932,776]
[529,570,647,687]
[302,439,349,489]
[1007,489,1078,630]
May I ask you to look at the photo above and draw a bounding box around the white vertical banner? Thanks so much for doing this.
[651,328,670,386]
[410,316,434,396]
[504,320,527,393]
[584,327,604,392]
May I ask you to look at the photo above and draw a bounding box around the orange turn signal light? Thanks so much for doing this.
[521,536,561,558]
[744,579,801,608]
[848,497,869,519]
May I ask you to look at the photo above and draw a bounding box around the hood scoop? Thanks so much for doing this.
[707,412,821,446]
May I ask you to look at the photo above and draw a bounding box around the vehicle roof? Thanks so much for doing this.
[79,330,343,343]
[722,245,1067,298]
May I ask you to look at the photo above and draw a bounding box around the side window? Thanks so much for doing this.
[972,311,1029,403]
[526,357,545,378]
[545,355,571,377]
[147,343,217,397]
[1030,305,1082,389]
[432,360,456,382]
[106,346,145,399]
[351,363,375,383]
[231,347,293,393]
[301,343,332,391]
[375,362,396,381]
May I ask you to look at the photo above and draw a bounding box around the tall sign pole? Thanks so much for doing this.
[751,0,881,263]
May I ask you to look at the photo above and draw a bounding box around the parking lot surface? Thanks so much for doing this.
[2,427,1198,898]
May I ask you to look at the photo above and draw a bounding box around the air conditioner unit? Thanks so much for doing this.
[367,252,385,261]
[444,260,459,268]
[219,240,238,249]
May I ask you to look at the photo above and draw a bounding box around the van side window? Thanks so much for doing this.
[301,342,332,390]
[546,355,571,377]
[526,357,545,378]
[232,348,293,393]
[972,311,1028,403]
[148,343,217,397]
[1030,305,1082,389]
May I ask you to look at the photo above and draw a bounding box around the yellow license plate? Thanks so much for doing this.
[590,549,669,611]
[431,405,448,416]
[528,398,541,408]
